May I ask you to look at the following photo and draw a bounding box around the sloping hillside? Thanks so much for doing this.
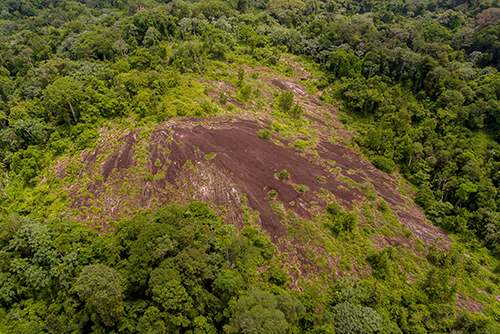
[5,0,500,331]
[50,66,450,281]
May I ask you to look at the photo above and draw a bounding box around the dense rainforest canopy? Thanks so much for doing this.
[3,0,500,332]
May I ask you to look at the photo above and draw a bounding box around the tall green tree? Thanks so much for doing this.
[74,264,124,327]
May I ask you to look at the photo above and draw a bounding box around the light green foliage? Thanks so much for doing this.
[238,83,253,102]
[138,307,167,334]
[423,268,457,303]
[44,77,84,125]
[289,104,304,118]
[278,91,294,113]
[277,91,304,119]
[267,0,306,16]
[328,302,383,334]
[292,139,314,149]
[324,202,358,234]
[220,91,228,104]
[276,293,306,325]
[204,152,217,160]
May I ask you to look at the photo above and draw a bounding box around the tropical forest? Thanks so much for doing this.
[2,0,500,332]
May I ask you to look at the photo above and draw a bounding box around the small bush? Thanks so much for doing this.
[220,92,228,104]
[294,184,309,193]
[317,176,327,183]
[378,200,389,212]
[269,189,278,198]
[464,258,480,275]
[366,248,394,280]
[258,129,271,140]
[278,91,294,112]
[292,140,313,149]
[204,152,216,160]
[403,227,413,239]
[275,169,290,180]
[266,265,288,287]
[237,67,245,81]
[326,203,342,216]
[252,47,280,65]
[197,100,217,116]
[325,203,359,235]
[289,104,304,118]
[238,83,252,102]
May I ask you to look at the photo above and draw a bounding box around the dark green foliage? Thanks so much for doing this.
[371,155,396,174]
[252,47,280,65]
[265,265,288,287]
[74,264,124,326]
[367,248,395,280]
[74,264,122,307]
[452,312,500,334]
[276,293,306,325]
[237,0,248,13]
[0,204,283,332]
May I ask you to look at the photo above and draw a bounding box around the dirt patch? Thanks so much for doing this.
[58,116,451,253]
[165,119,366,241]
[271,79,308,96]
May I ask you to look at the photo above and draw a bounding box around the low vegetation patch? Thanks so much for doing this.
[275,169,291,180]
[204,152,217,160]
[294,184,309,193]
